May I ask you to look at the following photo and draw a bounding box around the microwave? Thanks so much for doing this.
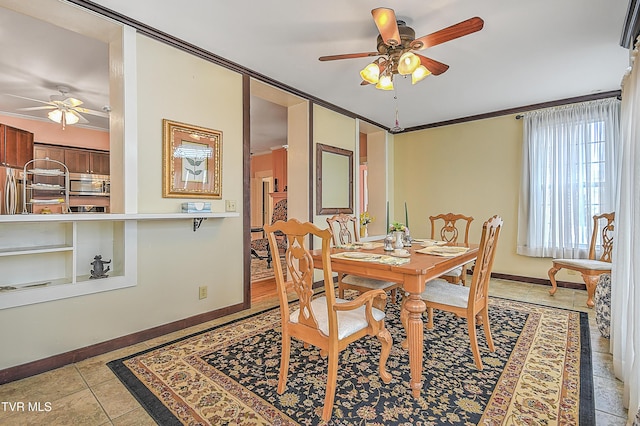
[69,173,110,196]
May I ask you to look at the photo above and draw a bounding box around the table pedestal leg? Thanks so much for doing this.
[403,293,426,397]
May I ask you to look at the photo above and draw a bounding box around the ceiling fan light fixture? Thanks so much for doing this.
[47,109,79,126]
[397,51,420,75]
[47,109,62,123]
[65,112,80,125]
[376,73,394,90]
[359,62,380,84]
[411,65,432,84]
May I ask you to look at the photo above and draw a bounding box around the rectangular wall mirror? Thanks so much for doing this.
[316,143,353,215]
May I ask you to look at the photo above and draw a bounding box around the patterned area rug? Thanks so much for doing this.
[108,296,594,425]
[251,251,285,282]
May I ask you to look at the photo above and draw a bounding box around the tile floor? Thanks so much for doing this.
[0,279,628,425]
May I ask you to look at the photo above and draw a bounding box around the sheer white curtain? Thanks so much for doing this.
[612,38,640,424]
[517,98,620,258]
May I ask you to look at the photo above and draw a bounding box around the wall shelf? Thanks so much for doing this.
[0,211,239,223]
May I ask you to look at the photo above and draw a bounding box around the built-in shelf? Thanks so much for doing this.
[0,244,74,257]
[0,211,239,309]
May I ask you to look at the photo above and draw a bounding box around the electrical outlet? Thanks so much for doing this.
[199,285,208,299]
[225,200,237,212]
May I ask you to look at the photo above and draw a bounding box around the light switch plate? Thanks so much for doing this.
[225,200,237,212]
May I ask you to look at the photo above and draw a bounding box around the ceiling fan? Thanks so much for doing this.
[319,8,484,90]
[7,86,109,128]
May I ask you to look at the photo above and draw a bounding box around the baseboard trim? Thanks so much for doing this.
[0,302,246,385]
[488,271,586,291]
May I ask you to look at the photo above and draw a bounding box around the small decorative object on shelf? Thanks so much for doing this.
[90,255,111,279]
[181,202,211,213]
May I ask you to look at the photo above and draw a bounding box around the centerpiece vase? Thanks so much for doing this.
[394,231,404,249]
[360,225,367,238]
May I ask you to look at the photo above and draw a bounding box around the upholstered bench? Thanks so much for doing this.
[594,273,611,338]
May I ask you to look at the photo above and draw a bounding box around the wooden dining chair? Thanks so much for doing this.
[548,212,615,308]
[326,213,401,304]
[265,218,392,421]
[429,213,474,285]
[420,215,503,370]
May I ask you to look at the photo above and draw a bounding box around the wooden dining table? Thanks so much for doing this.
[310,242,479,398]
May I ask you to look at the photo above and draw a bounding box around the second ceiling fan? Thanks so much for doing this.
[7,86,109,129]
[319,8,484,90]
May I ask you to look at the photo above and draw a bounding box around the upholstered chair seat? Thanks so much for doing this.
[290,296,386,340]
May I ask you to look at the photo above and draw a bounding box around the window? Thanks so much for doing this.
[517,98,620,258]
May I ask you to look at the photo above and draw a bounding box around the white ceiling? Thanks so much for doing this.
[0,0,632,148]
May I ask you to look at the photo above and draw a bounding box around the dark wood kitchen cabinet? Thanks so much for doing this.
[64,148,109,174]
[64,148,91,173]
[34,144,66,169]
[90,151,110,175]
[0,124,34,168]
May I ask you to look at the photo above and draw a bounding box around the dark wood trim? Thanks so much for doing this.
[0,302,246,385]
[492,272,586,290]
[243,74,252,310]
[621,0,640,49]
[403,90,622,132]
[309,102,314,250]
[33,141,109,154]
[468,269,586,291]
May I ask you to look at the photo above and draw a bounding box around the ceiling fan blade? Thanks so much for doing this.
[64,97,84,107]
[73,106,109,118]
[319,52,380,61]
[17,106,56,111]
[4,93,55,106]
[410,17,484,50]
[416,54,450,75]
[372,8,401,46]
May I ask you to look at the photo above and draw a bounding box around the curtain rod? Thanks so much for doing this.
[512,90,622,120]
[514,93,621,120]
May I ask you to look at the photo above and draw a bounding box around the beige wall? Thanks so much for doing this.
[393,115,580,283]
[0,33,245,369]
[312,104,357,229]
[286,102,310,223]
[364,130,387,237]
